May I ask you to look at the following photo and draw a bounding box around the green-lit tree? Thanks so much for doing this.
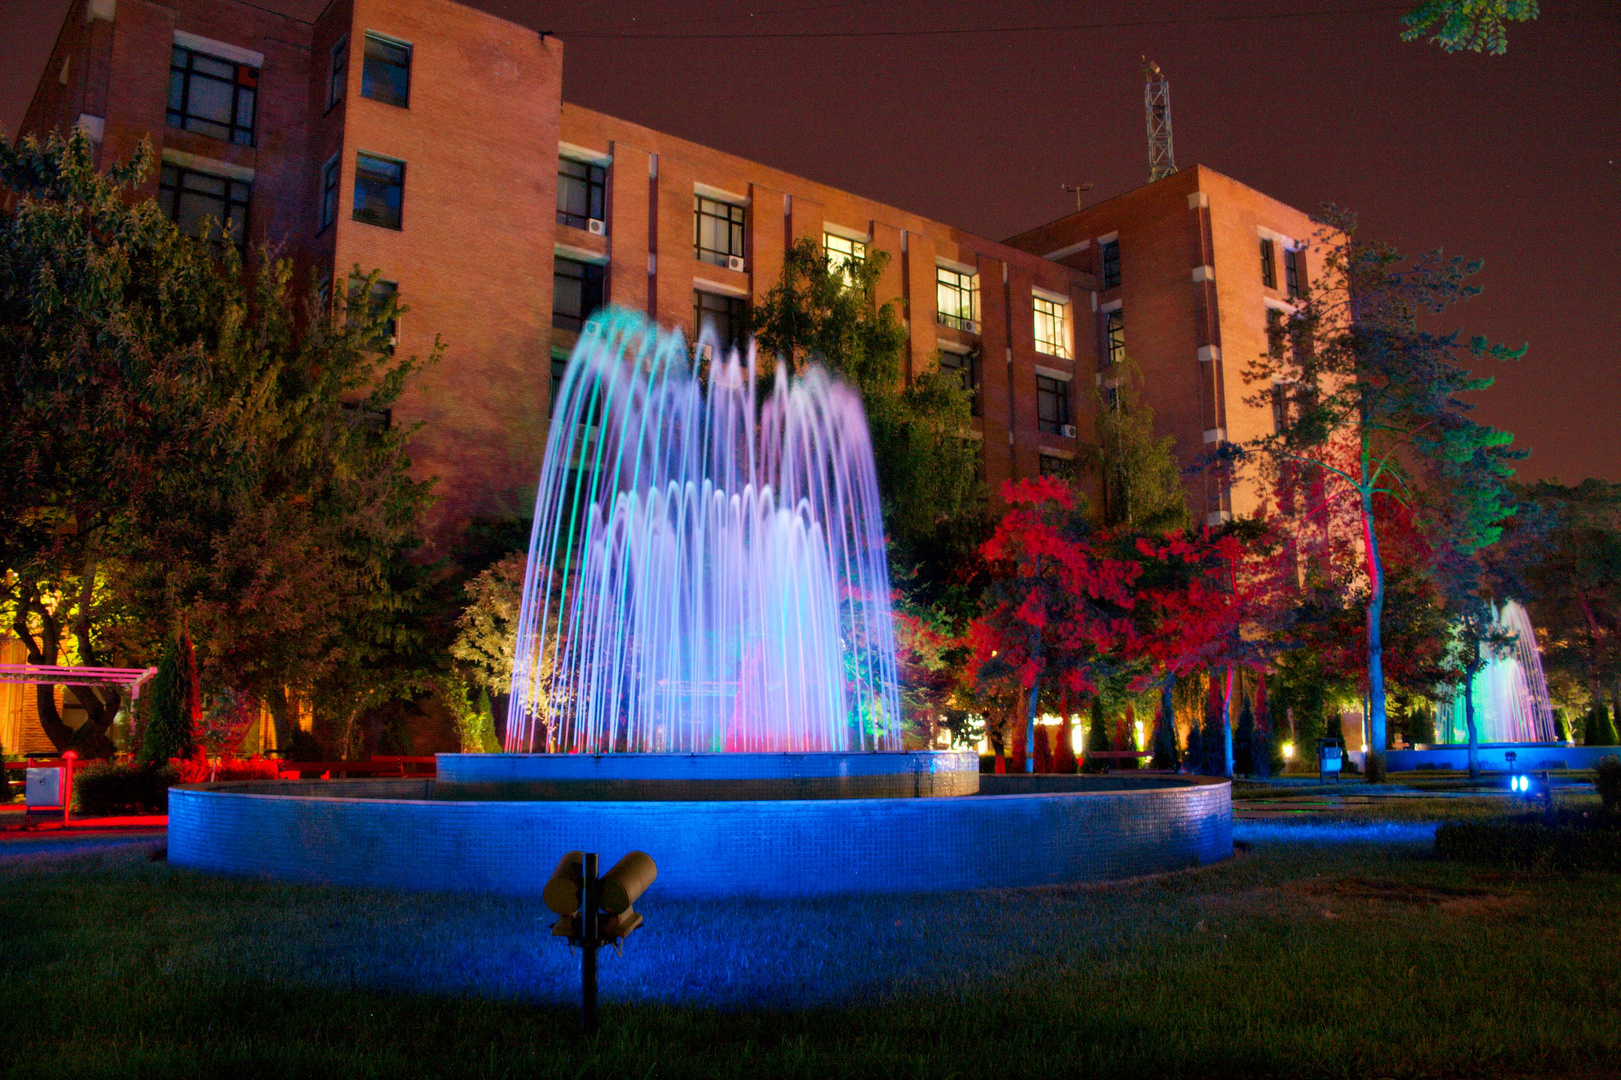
[1244,208,1523,780]
[750,237,981,566]
[1084,355,1189,532]
[1401,0,1539,54]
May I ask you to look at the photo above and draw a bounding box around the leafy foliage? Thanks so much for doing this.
[1084,355,1188,532]
[1401,0,1538,54]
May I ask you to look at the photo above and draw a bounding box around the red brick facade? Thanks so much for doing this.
[21,0,1321,541]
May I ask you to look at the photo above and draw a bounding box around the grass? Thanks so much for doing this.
[3,828,1619,1079]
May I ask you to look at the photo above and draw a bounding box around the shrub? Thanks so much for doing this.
[1596,755,1621,812]
[138,639,195,764]
[74,761,174,816]
[1436,812,1621,871]
[172,755,283,784]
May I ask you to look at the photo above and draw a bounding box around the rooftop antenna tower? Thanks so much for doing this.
[1143,58,1177,183]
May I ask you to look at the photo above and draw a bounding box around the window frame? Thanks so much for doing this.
[694,196,747,266]
[1035,374,1072,435]
[694,289,748,356]
[1284,247,1303,299]
[936,266,980,333]
[1100,239,1121,289]
[167,44,259,147]
[360,32,412,109]
[327,34,349,110]
[1260,237,1276,289]
[1032,294,1072,359]
[557,157,607,230]
[824,232,867,286]
[318,153,341,233]
[348,275,398,353]
[352,151,405,230]
[158,162,250,249]
[1104,308,1125,367]
[1039,454,1073,480]
[553,257,606,332]
[937,348,981,416]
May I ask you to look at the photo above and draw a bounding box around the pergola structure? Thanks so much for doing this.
[0,664,159,699]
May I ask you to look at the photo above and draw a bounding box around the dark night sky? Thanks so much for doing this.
[3,0,1617,482]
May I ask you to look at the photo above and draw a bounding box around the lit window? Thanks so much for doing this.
[1036,375,1071,435]
[159,163,249,248]
[168,45,258,146]
[1033,295,1072,358]
[936,266,979,333]
[352,152,404,230]
[319,154,340,232]
[1260,237,1276,289]
[327,35,348,109]
[1284,247,1304,299]
[1100,239,1121,289]
[558,158,606,230]
[938,349,980,416]
[694,290,747,355]
[361,33,411,108]
[695,196,746,266]
[824,232,866,285]
[554,258,605,332]
[1105,308,1125,367]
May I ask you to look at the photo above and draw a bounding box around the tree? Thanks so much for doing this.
[0,130,226,753]
[969,477,1140,772]
[0,129,441,756]
[1084,355,1189,532]
[1245,209,1523,779]
[1519,480,1621,725]
[136,637,194,764]
[750,237,981,565]
[1401,0,1538,54]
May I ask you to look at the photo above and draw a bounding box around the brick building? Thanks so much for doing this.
[20,0,1323,540]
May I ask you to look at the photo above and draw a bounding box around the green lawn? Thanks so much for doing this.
[2,829,1617,1079]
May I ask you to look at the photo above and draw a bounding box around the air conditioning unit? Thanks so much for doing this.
[1060,424,1078,439]
[586,218,606,235]
[698,343,714,362]
[726,254,746,273]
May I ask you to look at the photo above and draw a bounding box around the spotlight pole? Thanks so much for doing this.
[580,851,599,1034]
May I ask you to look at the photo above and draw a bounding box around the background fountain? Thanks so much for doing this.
[168,310,1232,898]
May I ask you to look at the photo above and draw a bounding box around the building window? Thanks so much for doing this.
[349,276,398,352]
[695,196,746,266]
[167,45,258,146]
[159,163,249,248]
[938,349,980,416]
[554,258,605,332]
[1104,308,1125,367]
[319,154,340,232]
[824,232,866,286]
[1265,306,1286,356]
[695,290,747,356]
[1039,455,1073,480]
[1036,375,1071,435]
[1033,295,1072,358]
[352,152,404,230]
[1104,383,1121,411]
[1271,383,1289,434]
[557,158,606,230]
[936,266,979,333]
[1100,239,1121,289]
[361,33,411,108]
[1284,247,1304,299]
[327,35,348,109]
[1260,237,1276,289]
[342,401,392,432]
[550,351,569,418]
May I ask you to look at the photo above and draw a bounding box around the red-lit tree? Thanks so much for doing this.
[969,478,1140,772]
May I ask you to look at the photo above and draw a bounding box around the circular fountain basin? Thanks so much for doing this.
[167,760,1231,899]
[435,750,980,799]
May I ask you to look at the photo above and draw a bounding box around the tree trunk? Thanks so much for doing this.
[1221,666,1236,778]
[1464,644,1482,781]
[1361,487,1388,782]
[1023,679,1040,774]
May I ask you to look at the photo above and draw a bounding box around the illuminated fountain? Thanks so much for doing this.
[168,309,1232,899]
[1437,601,1557,744]
[506,307,897,754]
